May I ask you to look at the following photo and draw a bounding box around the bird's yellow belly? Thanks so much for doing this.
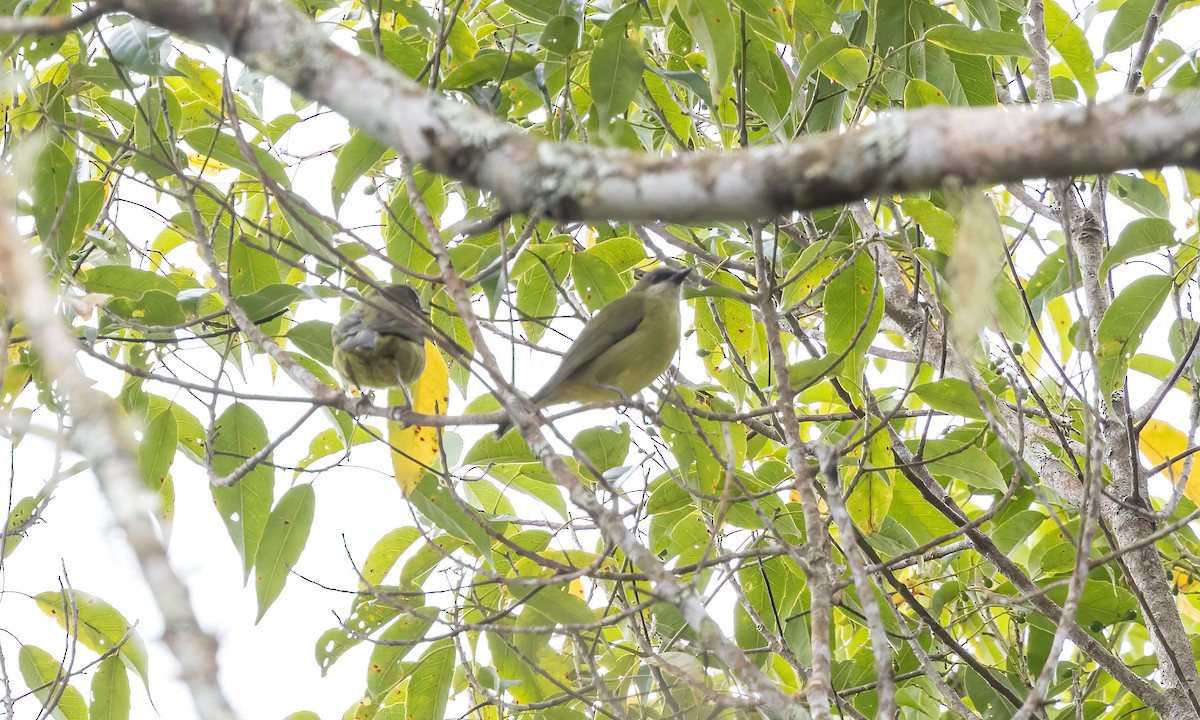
[549,308,680,404]
[334,338,425,389]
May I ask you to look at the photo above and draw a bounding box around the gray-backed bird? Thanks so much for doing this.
[332,283,427,404]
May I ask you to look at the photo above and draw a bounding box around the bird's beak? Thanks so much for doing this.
[673,268,693,283]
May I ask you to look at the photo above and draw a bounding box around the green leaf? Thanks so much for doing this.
[962,0,999,28]
[1096,275,1173,395]
[1024,246,1077,304]
[912,378,988,420]
[585,237,647,272]
[540,15,581,55]
[821,47,869,89]
[34,589,152,691]
[1110,173,1169,217]
[1130,353,1192,393]
[993,274,1031,340]
[1169,319,1200,377]
[506,0,560,22]
[676,0,736,100]
[279,200,338,264]
[229,236,282,297]
[356,29,428,76]
[520,587,597,625]
[1104,0,1155,55]
[925,25,1033,57]
[137,409,176,529]
[316,594,404,675]
[992,510,1045,553]
[408,475,495,569]
[516,263,559,344]
[31,138,76,262]
[18,645,90,720]
[183,128,288,185]
[81,266,178,300]
[823,253,882,395]
[400,535,469,590]
[589,36,643,124]
[949,49,998,106]
[3,496,39,558]
[902,198,956,248]
[91,655,131,720]
[1044,0,1098,97]
[105,289,188,327]
[361,527,422,587]
[847,432,893,534]
[913,439,1006,492]
[464,430,536,464]
[211,402,275,577]
[571,251,626,311]
[288,320,335,366]
[367,609,437,700]
[63,181,107,261]
[1144,39,1184,85]
[441,50,539,89]
[384,182,437,278]
[145,395,206,464]
[107,19,180,76]
[795,34,849,86]
[403,637,456,720]
[573,423,631,476]
[254,483,316,622]
[333,130,389,212]
[904,78,949,107]
[237,283,314,321]
[1100,218,1176,275]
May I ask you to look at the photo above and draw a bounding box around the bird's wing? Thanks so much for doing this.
[332,308,374,350]
[532,297,645,401]
[367,287,426,342]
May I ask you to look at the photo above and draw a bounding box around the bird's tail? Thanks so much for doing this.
[493,417,513,438]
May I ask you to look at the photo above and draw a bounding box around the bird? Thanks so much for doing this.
[495,266,691,436]
[332,283,427,404]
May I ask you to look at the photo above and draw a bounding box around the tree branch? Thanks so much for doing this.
[106,0,1200,223]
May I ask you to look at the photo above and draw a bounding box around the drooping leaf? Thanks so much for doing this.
[401,637,456,720]
[589,36,643,125]
[254,483,316,622]
[211,402,275,578]
[925,25,1033,57]
[18,645,90,720]
[1139,419,1200,507]
[390,342,451,493]
[1099,218,1176,276]
[90,655,131,720]
[35,590,151,691]
[1095,275,1173,395]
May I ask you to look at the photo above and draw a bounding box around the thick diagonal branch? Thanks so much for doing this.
[48,0,1199,223]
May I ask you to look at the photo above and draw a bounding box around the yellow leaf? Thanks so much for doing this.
[1139,419,1200,506]
[389,341,450,494]
[188,153,231,174]
[569,579,585,599]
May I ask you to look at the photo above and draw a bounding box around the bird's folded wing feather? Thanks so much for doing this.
[533,300,645,400]
[370,306,424,341]
[332,312,373,350]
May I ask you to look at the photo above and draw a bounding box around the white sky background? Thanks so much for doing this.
[4,4,1200,720]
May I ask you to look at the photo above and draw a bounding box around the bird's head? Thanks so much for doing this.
[634,267,691,299]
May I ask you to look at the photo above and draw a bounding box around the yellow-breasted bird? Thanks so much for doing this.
[332,283,427,404]
[496,267,691,436]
